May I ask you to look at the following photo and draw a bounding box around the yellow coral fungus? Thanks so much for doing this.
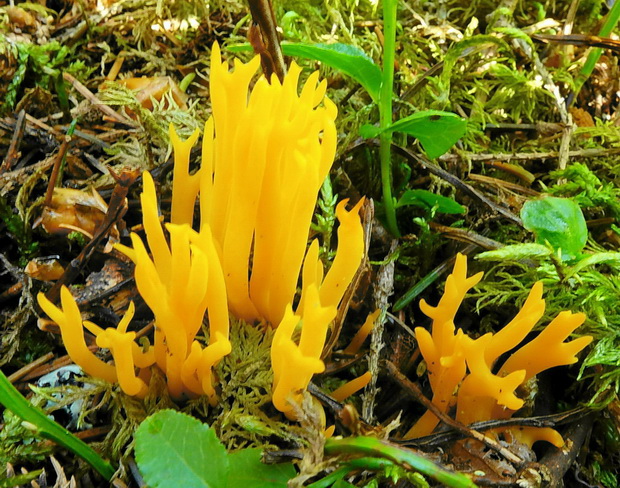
[37,43,366,414]
[331,372,373,403]
[343,309,380,356]
[37,287,117,384]
[406,253,592,448]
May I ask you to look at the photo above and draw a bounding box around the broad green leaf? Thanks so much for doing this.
[135,410,229,488]
[395,189,465,214]
[521,197,588,261]
[476,243,552,262]
[281,43,383,102]
[360,111,467,159]
[228,448,295,488]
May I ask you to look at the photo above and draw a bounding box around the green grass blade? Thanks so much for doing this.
[0,368,115,481]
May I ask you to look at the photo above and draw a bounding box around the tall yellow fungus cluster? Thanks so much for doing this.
[38,43,365,412]
[406,254,593,447]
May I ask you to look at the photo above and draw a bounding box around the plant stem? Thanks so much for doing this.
[573,0,620,99]
[324,436,478,488]
[380,0,400,236]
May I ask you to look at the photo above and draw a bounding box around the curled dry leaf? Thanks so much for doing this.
[117,76,188,111]
[25,256,65,281]
[37,187,119,245]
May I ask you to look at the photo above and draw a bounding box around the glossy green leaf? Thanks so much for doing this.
[361,111,467,158]
[135,410,229,488]
[281,43,383,102]
[395,189,465,214]
[521,197,588,261]
[228,448,295,488]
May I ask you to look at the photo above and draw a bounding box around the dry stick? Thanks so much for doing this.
[45,169,139,304]
[362,239,398,423]
[0,110,27,173]
[393,144,523,226]
[557,124,574,171]
[519,23,574,171]
[7,353,55,383]
[429,222,504,250]
[62,72,137,127]
[440,146,620,163]
[247,0,286,82]
[21,347,100,382]
[24,113,63,138]
[563,0,580,37]
[405,408,589,447]
[43,135,71,207]
[468,173,540,196]
[385,360,524,466]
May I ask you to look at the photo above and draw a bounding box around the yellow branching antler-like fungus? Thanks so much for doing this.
[38,43,367,413]
[405,253,593,448]
[38,287,118,384]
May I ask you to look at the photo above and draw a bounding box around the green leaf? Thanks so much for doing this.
[359,111,467,159]
[476,243,552,262]
[521,197,588,261]
[135,410,229,488]
[359,124,382,138]
[281,43,383,102]
[395,189,465,214]
[228,448,295,488]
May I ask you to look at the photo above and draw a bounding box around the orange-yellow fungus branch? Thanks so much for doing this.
[405,253,593,448]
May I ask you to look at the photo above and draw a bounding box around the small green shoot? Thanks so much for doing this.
[0,369,115,481]
[135,409,295,488]
[521,196,588,261]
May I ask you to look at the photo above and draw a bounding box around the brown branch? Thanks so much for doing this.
[0,110,26,174]
[44,169,139,304]
[439,147,620,163]
[247,0,286,82]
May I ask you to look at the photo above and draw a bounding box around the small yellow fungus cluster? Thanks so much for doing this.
[38,43,366,413]
[405,254,592,447]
